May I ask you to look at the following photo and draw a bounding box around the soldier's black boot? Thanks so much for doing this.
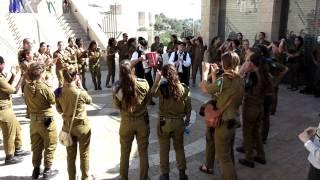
[43,168,59,179]
[179,170,188,180]
[4,155,23,165]
[159,173,169,180]
[98,84,102,90]
[32,167,41,179]
[14,149,31,157]
[239,158,255,168]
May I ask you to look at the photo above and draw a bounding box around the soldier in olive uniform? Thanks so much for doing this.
[237,51,269,168]
[23,62,58,179]
[34,42,55,86]
[106,38,117,88]
[167,34,179,58]
[18,38,33,65]
[287,36,304,91]
[117,33,130,62]
[152,64,191,180]
[55,66,92,180]
[53,41,70,88]
[208,36,222,64]
[65,37,79,67]
[191,37,206,87]
[76,38,88,90]
[0,56,30,165]
[112,60,150,180]
[200,51,244,180]
[88,40,102,90]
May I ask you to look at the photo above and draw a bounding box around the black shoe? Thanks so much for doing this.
[236,146,245,154]
[150,101,156,106]
[15,149,31,157]
[291,88,298,91]
[159,173,169,180]
[287,86,292,90]
[238,159,254,168]
[254,157,266,164]
[106,85,112,88]
[98,86,102,90]
[43,168,59,179]
[32,167,41,179]
[179,170,188,180]
[5,156,23,165]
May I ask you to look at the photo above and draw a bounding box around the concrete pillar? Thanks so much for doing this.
[201,0,220,45]
[256,0,282,41]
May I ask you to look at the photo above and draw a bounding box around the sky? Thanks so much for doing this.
[90,0,201,19]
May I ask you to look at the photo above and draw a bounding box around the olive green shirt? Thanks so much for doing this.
[113,79,149,120]
[53,49,70,69]
[207,74,244,121]
[56,84,92,121]
[0,74,15,108]
[23,80,55,116]
[117,40,129,58]
[152,82,191,119]
[65,46,79,64]
[151,42,164,54]
[88,50,101,66]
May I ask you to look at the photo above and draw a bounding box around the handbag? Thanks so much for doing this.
[59,89,80,147]
[204,93,238,128]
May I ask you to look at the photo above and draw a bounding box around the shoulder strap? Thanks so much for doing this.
[68,89,81,134]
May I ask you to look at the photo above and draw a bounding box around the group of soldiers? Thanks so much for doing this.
[0,29,319,180]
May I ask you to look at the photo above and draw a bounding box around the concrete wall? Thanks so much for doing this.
[201,0,220,45]
[69,0,108,48]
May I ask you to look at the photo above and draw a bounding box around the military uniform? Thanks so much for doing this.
[207,73,244,180]
[112,79,150,180]
[23,80,57,176]
[106,46,117,87]
[77,47,88,90]
[241,71,266,164]
[18,49,31,118]
[88,49,102,90]
[53,49,70,87]
[0,74,23,161]
[288,47,304,90]
[208,46,221,64]
[117,40,129,62]
[151,81,191,179]
[192,45,205,85]
[56,83,92,180]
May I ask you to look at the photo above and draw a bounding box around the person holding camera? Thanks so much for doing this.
[0,56,30,165]
[112,60,150,180]
[23,62,58,179]
[199,51,243,180]
[151,64,191,180]
[88,40,102,90]
[55,66,92,180]
[299,124,320,180]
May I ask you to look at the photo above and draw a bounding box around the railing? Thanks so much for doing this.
[101,9,122,39]
[226,17,241,34]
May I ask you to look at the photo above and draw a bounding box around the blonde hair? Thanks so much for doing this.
[63,65,78,83]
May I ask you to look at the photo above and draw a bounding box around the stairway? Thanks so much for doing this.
[57,13,91,48]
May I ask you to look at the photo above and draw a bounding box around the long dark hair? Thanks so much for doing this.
[76,38,83,48]
[38,42,46,53]
[88,40,97,50]
[119,60,137,111]
[162,64,183,101]
[108,37,116,47]
[295,36,304,50]
[248,52,272,94]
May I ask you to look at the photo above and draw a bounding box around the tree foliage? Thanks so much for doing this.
[154,13,200,46]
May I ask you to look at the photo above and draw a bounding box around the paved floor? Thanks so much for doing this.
[0,69,319,180]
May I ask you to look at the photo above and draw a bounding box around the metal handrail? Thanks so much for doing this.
[295,1,306,25]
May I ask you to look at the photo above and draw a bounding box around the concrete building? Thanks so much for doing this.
[201,0,320,45]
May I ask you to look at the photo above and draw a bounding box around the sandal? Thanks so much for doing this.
[199,164,213,174]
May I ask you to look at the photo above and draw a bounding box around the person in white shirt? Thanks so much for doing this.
[168,42,191,86]
[131,37,156,105]
[299,123,320,180]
